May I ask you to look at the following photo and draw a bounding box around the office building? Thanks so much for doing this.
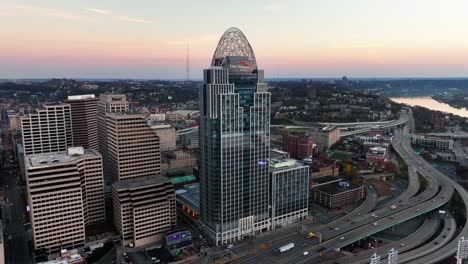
[8,113,21,130]
[431,110,445,131]
[25,147,105,254]
[106,113,161,183]
[112,176,176,247]
[283,133,315,159]
[66,95,99,150]
[411,135,453,150]
[270,159,309,230]
[178,130,199,150]
[310,179,364,209]
[149,123,176,152]
[21,104,73,155]
[366,146,388,168]
[199,27,271,245]
[161,150,196,175]
[309,126,340,151]
[97,94,129,180]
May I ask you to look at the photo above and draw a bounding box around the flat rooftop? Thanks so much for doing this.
[312,180,362,195]
[113,175,170,190]
[176,183,200,213]
[270,158,308,172]
[67,94,96,100]
[26,149,99,169]
[311,176,341,185]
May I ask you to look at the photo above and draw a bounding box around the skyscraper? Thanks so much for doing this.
[21,104,73,155]
[106,113,161,183]
[112,176,175,247]
[199,28,271,245]
[25,147,105,254]
[97,94,129,181]
[66,95,99,150]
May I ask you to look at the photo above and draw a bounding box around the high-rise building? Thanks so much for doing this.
[106,113,161,183]
[199,27,271,245]
[270,158,309,230]
[25,147,105,254]
[66,95,99,150]
[112,176,176,247]
[97,94,129,180]
[21,104,73,155]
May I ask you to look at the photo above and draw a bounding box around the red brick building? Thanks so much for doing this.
[431,111,445,131]
[283,133,315,160]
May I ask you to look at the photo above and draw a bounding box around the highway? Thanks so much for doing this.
[237,110,458,264]
[235,110,468,264]
[313,183,378,234]
[392,110,468,263]
[270,114,408,138]
[330,212,442,264]
[396,213,456,263]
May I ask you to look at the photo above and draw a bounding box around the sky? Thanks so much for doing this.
[1,0,468,79]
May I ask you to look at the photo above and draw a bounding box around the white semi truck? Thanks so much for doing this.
[273,243,295,255]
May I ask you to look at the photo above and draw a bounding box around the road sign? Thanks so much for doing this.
[370,253,381,264]
[457,236,468,262]
[387,248,398,264]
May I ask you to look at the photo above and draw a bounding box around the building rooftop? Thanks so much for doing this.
[113,175,170,190]
[269,158,308,172]
[67,94,96,100]
[176,183,200,213]
[26,147,99,169]
[170,175,196,185]
[106,112,145,119]
[310,176,341,186]
[312,180,362,195]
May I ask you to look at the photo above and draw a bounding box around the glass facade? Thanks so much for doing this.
[199,28,271,245]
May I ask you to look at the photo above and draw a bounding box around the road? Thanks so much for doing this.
[236,110,457,264]
[330,212,442,264]
[0,167,32,264]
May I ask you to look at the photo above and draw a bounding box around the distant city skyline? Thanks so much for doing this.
[1,0,468,79]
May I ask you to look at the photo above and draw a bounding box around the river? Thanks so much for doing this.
[391,97,468,118]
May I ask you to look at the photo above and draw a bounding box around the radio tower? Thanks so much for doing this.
[186,44,190,82]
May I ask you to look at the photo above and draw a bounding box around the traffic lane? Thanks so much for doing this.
[333,213,440,264]
[315,184,378,233]
[233,230,317,264]
[289,180,453,264]
[1,167,32,264]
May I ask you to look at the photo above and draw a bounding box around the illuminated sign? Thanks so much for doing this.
[229,61,252,72]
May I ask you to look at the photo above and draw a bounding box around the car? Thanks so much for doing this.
[153,260,160,263]
[227,244,234,249]
[155,245,162,249]
[303,251,309,256]
[334,227,340,231]
[302,243,308,247]
[152,257,157,261]
[340,237,345,240]
[400,243,406,247]
[373,222,378,226]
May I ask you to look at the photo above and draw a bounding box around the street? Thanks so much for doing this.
[0,167,32,263]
